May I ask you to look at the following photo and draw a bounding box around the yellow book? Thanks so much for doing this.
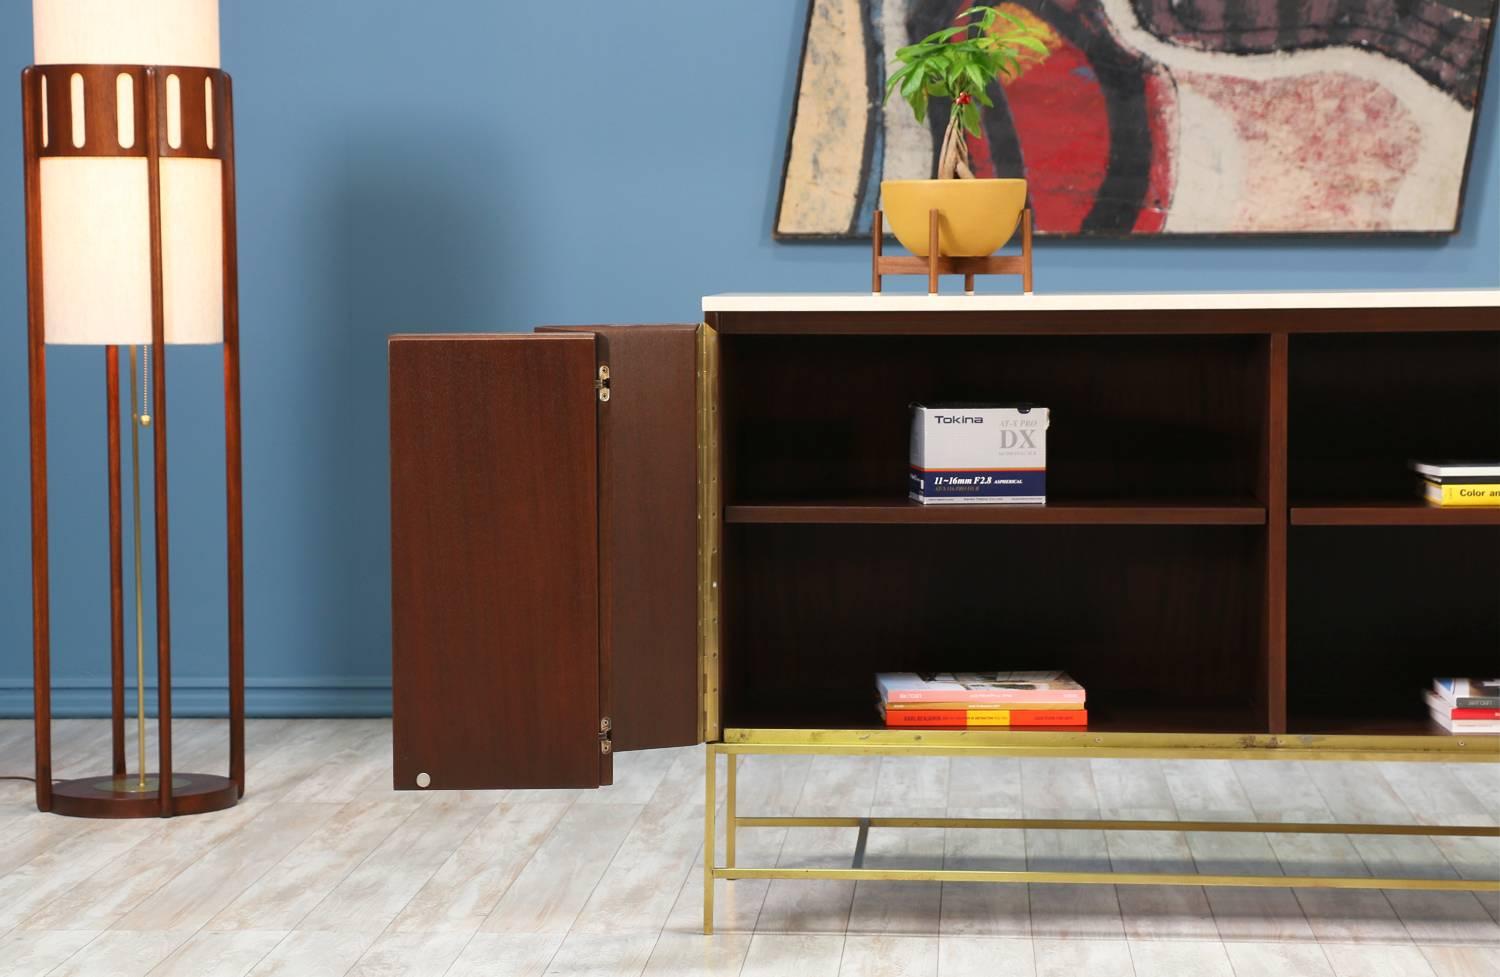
[1424,481,1500,506]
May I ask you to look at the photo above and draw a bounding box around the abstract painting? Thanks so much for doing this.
[775,0,1497,236]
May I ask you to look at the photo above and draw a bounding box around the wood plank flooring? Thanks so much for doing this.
[0,719,1496,976]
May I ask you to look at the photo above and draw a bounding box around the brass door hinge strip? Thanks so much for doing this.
[696,324,721,743]
[599,716,612,755]
[595,364,611,402]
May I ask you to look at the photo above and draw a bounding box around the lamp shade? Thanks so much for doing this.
[32,0,224,345]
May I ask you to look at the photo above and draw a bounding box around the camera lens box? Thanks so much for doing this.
[908,404,1049,504]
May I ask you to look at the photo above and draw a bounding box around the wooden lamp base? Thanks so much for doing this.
[49,773,238,819]
[872,207,1033,295]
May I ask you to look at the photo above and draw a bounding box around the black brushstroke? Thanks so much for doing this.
[1130,0,1496,105]
[850,0,883,234]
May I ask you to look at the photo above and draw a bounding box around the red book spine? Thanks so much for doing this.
[1010,710,1088,727]
[1450,708,1500,720]
[884,710,968,726]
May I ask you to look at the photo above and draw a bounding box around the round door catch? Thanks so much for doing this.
[416,772,431,788]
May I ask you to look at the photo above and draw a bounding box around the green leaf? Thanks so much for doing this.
[1014,34,1051,55]
[900,68,924,98]
[923,26,967,44]
[962,102,982,136]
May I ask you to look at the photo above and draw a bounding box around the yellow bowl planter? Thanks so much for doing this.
[881,178,1028,257]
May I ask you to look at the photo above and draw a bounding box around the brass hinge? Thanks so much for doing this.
[599,716,613,755]
[595,364,611,402]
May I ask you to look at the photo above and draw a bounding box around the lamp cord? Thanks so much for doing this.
[0,776,37,783]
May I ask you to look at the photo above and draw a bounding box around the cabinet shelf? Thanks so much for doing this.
[726,499,1267,526]
[1290,502,1500,526]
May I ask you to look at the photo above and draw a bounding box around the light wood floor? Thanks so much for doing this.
[0,719,1497,976]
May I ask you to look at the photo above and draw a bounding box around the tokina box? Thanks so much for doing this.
[908,404,1049,504]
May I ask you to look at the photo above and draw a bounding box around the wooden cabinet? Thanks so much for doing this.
[390,294,1500,791]
[388,327,702,789]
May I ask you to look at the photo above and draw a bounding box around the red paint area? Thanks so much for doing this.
[1134,72,1176,233]
[981,41,1111,233]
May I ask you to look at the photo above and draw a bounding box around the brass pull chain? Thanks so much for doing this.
[139,344,151,427]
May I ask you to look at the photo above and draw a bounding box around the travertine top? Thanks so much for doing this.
[702,290,1500,314]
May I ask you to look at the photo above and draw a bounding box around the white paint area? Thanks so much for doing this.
[777,0,869,235]
[1100,0,1473,232]
[878,0,935,182]
[1163,86,1245,233]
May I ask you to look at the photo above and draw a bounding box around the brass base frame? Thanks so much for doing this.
[702,733,1500,935]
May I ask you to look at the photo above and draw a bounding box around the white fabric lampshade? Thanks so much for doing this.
[33,0,224,345]
[34,0,219,69]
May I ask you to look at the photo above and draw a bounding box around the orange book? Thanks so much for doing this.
[882,708,1088,728]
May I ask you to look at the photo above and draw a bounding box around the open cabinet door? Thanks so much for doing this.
[390,334,611,789]
[541,325,707,752]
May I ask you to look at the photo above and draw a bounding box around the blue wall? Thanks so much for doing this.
[2,2,1497,716]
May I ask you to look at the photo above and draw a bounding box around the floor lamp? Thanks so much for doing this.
[23,0,244,818]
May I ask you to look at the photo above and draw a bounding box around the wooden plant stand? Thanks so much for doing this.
[872,207,1033,295]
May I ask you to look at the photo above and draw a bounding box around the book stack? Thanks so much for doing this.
[875,671,1086,727]
[1413,461,1500,507]
[1426,678,1500,734]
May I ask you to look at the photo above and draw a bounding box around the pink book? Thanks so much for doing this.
[877,671,1086,705]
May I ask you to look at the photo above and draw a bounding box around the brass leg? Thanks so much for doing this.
[871,210,884,294]
[704,744,716,935]
[726,753,737,869]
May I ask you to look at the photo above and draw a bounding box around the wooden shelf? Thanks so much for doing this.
[1287,714,1498,738]
[727,499,1267,526]
[724,699,1267,736]
[1291,502,1500,526]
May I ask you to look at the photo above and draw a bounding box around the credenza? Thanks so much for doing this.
[389,291,1500,933]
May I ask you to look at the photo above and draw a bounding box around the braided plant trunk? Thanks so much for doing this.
[936,108,975,180]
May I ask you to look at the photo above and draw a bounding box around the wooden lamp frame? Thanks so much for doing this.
[22,63,245,818]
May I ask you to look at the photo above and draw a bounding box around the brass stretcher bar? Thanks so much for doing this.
[701,733,1500,935]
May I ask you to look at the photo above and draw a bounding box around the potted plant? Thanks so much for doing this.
[881,5,1048,258]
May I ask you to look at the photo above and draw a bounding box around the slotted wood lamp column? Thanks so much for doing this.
[23,0,245,818]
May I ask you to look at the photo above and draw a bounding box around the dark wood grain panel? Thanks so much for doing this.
[541,326,703,752]
[1289,331,1500,504]
[1287,526,1500,729]
[390,334,604,790]
[721,333,1265,506]
[726,500,1266,525]
[721,524,1265,732]
[1291,503,1500,525]
[1263,334,1288,732]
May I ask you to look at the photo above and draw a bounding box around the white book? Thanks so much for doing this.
[1412,460,1500,479]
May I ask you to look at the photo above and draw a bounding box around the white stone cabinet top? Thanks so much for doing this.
[702,290,1500,314]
